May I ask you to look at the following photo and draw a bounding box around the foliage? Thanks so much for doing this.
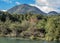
[0,11,60,41]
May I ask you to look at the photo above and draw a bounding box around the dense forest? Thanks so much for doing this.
[0,11,60,41]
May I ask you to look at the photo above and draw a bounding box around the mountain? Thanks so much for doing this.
[48,11,58,15]
[8,4,46,15]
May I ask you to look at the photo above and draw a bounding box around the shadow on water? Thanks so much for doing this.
[55,40,60,43]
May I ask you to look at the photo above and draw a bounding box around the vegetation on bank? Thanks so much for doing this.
[0,11,60,41]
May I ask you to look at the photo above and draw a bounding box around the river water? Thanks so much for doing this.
[0,37,60,43]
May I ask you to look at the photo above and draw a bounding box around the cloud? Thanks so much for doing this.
[1,10,7,12]
[35,0,60,13]
[2,0,21,5]
[16,2,20,5]
[39,6,56,13]
[2,0,12,3]
[30,4,56,13]
[30,4,42,10]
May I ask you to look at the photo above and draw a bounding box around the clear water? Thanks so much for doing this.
[0,37,60,43]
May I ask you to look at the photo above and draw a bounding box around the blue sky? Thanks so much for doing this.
[0,0,60,13]
[0,0,35,10]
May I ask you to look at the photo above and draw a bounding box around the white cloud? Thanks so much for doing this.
[2,0,12,3]
[30,4,56,13]
[16,2,20,5]
[1,10,7,12]
[35,0,60,13]
[39,6,56,13]
[30,4,41,9]
[36,0,49,6]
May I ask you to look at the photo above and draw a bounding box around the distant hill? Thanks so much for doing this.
[48,11,58,15]
[8,4,46,15]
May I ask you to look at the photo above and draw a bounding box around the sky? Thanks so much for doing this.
[0,0,60,13]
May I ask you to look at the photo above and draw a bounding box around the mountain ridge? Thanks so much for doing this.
[7,4,46,15]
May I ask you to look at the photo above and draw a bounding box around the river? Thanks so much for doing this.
[0,37,60,43]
